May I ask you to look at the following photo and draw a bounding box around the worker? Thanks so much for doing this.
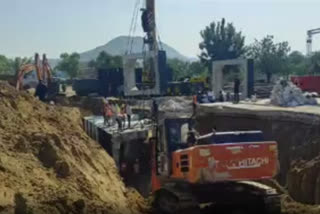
[126,102,133,129]
[192,94,197,117]
[226,92,231,102]
[115,103,122,131]
[103,100,113,127]
[218,90,225,102]
[35,81,48,101]
[61,82,66,93]
[201,89,210,103]
[120,103,127,128]
[152,99,158,120]
[187,128,197,147]
[207,90,215,103]
[196,91,202,104]
[234,78,240,104]
[111,102,117,126]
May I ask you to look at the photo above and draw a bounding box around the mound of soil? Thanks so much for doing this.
[281,195,320,214]
[0,82,148,214]
[288,156,320,205]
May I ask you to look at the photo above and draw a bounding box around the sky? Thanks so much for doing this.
[1,0,320,59]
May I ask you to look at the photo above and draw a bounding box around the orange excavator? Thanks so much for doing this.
[150,114,281,214]
[16,53,59,101]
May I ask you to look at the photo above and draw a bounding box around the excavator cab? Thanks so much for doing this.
[152,117,281,214]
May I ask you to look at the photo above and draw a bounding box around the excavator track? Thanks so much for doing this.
[153,186,200,214]
[153,181,281,214]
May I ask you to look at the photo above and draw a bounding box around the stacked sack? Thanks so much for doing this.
[270,80,317,107]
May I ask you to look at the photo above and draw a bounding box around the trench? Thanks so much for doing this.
[196,104,320,205]
[79,96,320,206]
[82,114,152,198]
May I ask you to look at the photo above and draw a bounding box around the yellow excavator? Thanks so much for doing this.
[16,53,59,101]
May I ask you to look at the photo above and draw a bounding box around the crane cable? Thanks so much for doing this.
[129,0,142,54]
[126,0,141,55]
[156,26,164,51]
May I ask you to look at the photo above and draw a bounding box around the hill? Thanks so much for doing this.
[79,36,189,62]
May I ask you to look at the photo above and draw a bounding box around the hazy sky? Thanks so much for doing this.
[1,0,320,58]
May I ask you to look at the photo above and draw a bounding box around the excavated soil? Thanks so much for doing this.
[281,195,320,214]
[0,82,148,214]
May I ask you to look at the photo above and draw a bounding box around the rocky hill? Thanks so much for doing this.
[79,36,189,62]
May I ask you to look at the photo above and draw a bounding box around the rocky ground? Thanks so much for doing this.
[0,81,148,214]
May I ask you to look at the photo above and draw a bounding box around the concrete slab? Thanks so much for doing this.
[199,101,320,124]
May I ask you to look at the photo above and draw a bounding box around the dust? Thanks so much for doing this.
[0,81,148,214]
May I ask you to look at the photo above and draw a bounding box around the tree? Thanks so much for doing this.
[189,61,208,77]
[287,51,307,75]
[199,18,246,67]
[56,52,80,78]
[248,35,290,83]
[167,59,190,80]
[167,59,207,81]
[309,51,320,74]
[10,57,32,76]
[289,51,305,65]
[89,51,122,70]
[0,55,11,74]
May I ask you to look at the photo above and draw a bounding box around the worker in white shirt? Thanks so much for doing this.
[125,102,133,128]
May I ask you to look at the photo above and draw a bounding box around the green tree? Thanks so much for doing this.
[56,52,80,78]
[248,35,290,83]
[199,18,246,67]
[10,57,32,76]
[287,51,307,75]
[0,55,11,74]
[167,59,190,80]
[189,61,208,77]
[309,51,320,74]
[88,51,123,70]
[168,59,207,81]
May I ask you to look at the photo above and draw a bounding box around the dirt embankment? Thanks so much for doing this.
[196,104,320,206]
[54,96,104,116]
[0,82,148,214]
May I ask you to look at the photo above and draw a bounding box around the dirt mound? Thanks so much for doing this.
[0,82,148,214]
[287,156,320,205]
[281,195,320,214]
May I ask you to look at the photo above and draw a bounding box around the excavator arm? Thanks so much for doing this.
[42,54,52,84]
[16,53,42,90]
[16,53,54,91]
[16,63,41,90]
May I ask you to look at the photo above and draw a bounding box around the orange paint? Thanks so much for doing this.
[171,141,278,183]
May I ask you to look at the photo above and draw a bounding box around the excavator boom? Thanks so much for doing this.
[16,53,59,101]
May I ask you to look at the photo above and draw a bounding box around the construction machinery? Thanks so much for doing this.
[16,53,60,100]
[307,28,320,56]
[150,114,281,214]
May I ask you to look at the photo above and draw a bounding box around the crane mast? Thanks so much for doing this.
[145,0,158,53]
[307,28,320,56]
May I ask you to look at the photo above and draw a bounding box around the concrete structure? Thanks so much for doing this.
[211,58,254,99]
[123,51,161,97]
[83,115,153,196]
